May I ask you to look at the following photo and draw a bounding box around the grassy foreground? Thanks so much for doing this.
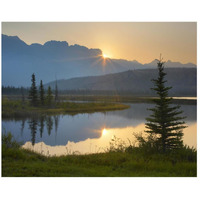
[2,98,129,118]
[2,134,197,177]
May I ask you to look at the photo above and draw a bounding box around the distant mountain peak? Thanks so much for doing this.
[44,40,69,47]
[131,60,140,64]
[2,34,20,40]
[146,59,158,65]
[2,34,27,46]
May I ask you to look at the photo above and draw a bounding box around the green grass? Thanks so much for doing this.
[3,94,197,105]
[2,98,129,118]
[2,133,197,177]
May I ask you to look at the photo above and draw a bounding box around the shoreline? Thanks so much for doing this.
[2,100,130,119]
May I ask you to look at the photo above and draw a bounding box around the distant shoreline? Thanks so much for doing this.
[2,95,197,105]
[2,99,130,119]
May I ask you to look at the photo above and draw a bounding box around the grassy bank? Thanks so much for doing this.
[2,98,129,118]
[2,133,197,177]
[2,94,197,105]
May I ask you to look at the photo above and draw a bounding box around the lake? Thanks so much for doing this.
[2,102,197,156]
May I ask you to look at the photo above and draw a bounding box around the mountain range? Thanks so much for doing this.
[45,68,196,96]
[2,34,196,87]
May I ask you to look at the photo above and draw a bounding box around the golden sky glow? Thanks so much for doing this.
[2,22,197,64]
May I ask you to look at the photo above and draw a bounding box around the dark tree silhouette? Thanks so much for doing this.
[145,57,187,152]
[55,80,58,102]
[46,86,53,107]
[28,73,38,106]
[39,116,45,138]
[39,80,45,106]
[29,119,38,146]
[46,116,53,136]
[20,119,25,136]
[54,115,59,134]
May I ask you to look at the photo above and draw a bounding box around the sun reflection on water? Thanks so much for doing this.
[102,128,107,136]
[22,122,196,156]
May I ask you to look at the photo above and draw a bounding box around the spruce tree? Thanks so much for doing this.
[145,57,187,152]
[55,80,58,102]
[28,73,38,106]
[39,80,45,106]
[46,86,53,107]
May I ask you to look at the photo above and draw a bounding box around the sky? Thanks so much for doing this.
[2,22,197,64]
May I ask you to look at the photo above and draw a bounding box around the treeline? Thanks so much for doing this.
[2,86,155,96]
[2,85,195,97]
[2,74,58,107]
[2,86,29,95]
[58,89,154,96]
[28,74,58,107]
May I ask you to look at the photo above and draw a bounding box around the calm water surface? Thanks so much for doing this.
[2,103,196,156]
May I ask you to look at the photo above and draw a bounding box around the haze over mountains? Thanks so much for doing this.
[2,34,196,88]
[45,68,196,96]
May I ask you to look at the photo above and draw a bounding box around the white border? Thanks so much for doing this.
[0,1,199,200]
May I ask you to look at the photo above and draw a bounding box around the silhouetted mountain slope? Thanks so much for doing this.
[2,34,196,87]
[45,68,196,96]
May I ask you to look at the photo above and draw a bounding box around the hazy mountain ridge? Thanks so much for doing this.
[45,68,197,96]
[2,34,196,87]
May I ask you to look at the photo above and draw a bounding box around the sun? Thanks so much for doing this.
[102,128,107,136]
[102,54,109,59]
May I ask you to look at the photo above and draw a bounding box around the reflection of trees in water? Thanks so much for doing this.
[28,119,38,145]
[46,116,53,136]
[20,119,25,136]
[22,115,60,145]
[53,115,60,143]
[39,116,45,138]
[54,115,59,134]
